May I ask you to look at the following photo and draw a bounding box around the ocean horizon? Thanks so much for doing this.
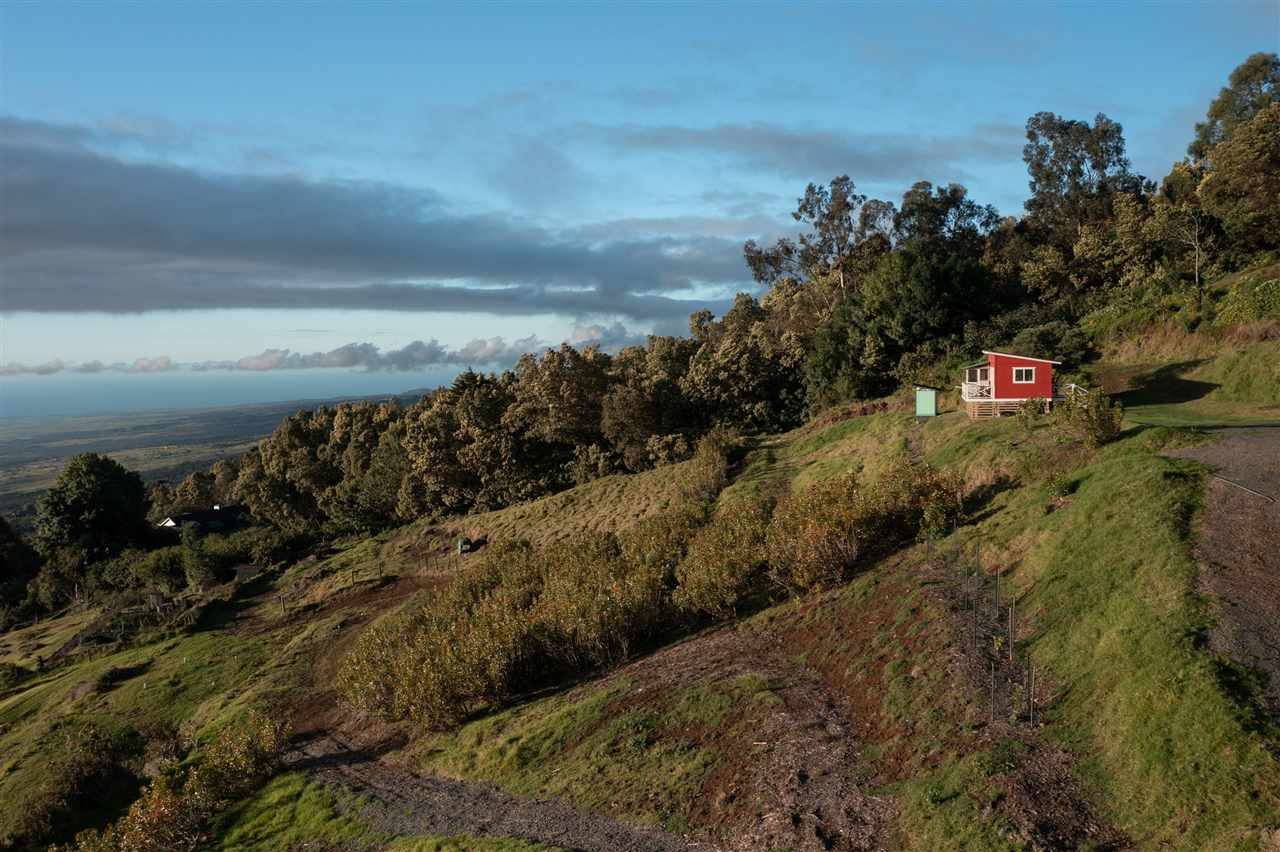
[0,367,464,419]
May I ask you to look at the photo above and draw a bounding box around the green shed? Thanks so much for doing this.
[914,385,940,418]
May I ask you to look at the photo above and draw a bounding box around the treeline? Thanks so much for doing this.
[167,53,1278,537]
[1,53,1276,627]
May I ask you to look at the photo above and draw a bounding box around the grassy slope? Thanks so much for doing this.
[446,455,705,548]
[0,558,411,844]
[1099,338,1280,427]
[212,772,561,851]
[400,390,1280,848]
[923,413,1280,847]
[37,453,713,847]
[6,349,1278,848]
[418,674,780,834]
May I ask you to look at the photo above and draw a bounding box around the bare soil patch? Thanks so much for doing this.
[591,624,895,851]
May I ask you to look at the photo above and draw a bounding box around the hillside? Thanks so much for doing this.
[5,344,1277,851]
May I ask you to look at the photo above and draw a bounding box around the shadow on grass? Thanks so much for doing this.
[1114,360,1217,409]
[963,475,1019,525]
[1210,657,1279,735]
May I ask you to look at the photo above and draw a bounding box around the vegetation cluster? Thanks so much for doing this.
[337,433,962,731]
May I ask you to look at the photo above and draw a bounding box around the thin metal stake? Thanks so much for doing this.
[1009,604,1014,663]
[1028,665,1035,725]
[990,660,996,724]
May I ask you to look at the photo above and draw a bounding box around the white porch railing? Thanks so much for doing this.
[962,381,992,399]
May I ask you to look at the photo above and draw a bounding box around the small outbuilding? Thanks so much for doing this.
[914,385,940,418]
[960,351,1062,419]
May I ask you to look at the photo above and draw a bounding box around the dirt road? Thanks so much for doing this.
[288,729,705,852]
[1168,427,1280,717]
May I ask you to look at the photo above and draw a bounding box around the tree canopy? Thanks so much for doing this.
[33,453,149,559]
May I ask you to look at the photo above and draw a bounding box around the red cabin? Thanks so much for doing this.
[961,351,1061,419]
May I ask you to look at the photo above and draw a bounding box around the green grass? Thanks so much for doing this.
[894,755,1021,851]
[958,426,1280,848]
[721,410,914,503]
[213,772,562,851]
[0,625,269,844]
[1101,341,1280,428]
[0,607,98,667]
[419,673,780,833]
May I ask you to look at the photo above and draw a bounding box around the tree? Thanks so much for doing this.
[894,181,998,256]
[323,422,411,532]
[0,516,40,607]
[180,524,217,589]
[743,175,892,296]
[33,453,148,559]
[171,470,216,513]
[505,344,611,448]
[1189,52,1279,160]
[680,295,806,431]
[1199,102,1280,255]
[1022,111,1147,245]
[1150,162,1219,295]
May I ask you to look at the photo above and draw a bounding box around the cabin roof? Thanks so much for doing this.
[980,350,1062,365]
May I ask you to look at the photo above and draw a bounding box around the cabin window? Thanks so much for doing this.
[1013,367,1036,383]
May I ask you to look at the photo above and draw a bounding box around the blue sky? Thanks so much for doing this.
[0,0,1275,412]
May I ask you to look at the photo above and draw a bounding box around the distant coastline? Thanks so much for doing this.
[0,366,458,419]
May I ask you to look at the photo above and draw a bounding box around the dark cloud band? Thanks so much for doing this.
[0,117,748,318]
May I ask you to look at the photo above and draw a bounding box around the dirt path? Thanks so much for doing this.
[1167,427,1280,717]
[599,624,895,851]
[288,729,704,852]
[288,613,893,852]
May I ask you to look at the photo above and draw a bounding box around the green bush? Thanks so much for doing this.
[56,709,291,852]
[1055,391,1124,447]
[673,496,772,618]
[1215,277,1280,325]
[765,457,962,594]
[338,520,697,732]
[17,721,144,847]
[0,661,32,690]
[132,547,186,594]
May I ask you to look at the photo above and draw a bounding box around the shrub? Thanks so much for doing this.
[55,709,291,852]
[673,496,772,618]
[0,661,31,690]
[1046,472,1072,498]
[677,426,737,505]
[339,521,699,731]
[188,709,292,802]
[1015,397,1046,433]
[765,458,962,594]
[645,433,693,467]
[132,547,186,594]
[1055,391,1123,447]
[180,526,218,589]
[1215,277,1280,325]
[17,721,144,847]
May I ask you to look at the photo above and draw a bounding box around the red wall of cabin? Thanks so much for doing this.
[988,353,1055,399]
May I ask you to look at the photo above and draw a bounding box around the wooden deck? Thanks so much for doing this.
[964,397,1057,419]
